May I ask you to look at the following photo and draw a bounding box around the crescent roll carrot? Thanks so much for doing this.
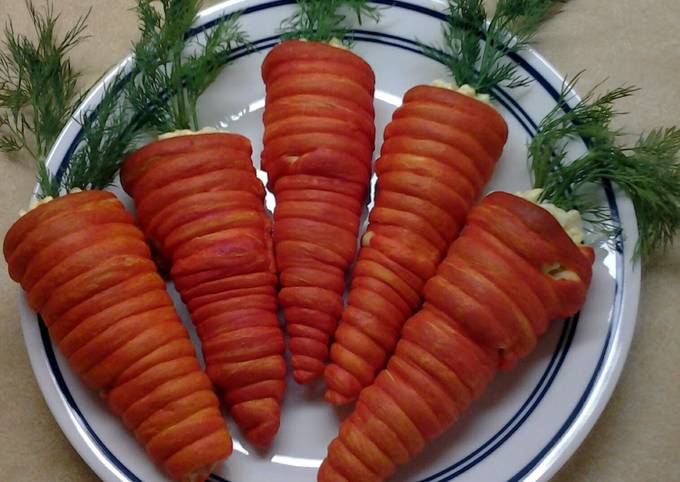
[120,132,286,449]
[324,85,508,404]
[318,192,595,481]
[4,191,233,482]
[261,39,375,384]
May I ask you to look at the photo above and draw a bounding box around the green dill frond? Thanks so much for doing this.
[181,17,249,129]
[59,72,141,194]
[127,0,201,132]
[127,1,249,132]
[528,79,680,258]
[423,0,565,93]
[36,159,60,198]
[0,0,89,195]
[136,0,201,48]
[530,73,638,189]
[616,128,680,257]
[60,0,215,191]
[280,0,382,45]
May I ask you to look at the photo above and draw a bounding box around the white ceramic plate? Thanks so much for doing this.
[19,1,640,481]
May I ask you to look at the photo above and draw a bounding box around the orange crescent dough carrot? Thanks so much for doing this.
[120,132,286,449]
[3,190,232,482]
[318,192,595,481]
[261,39,376,384]
[324,85,508,404]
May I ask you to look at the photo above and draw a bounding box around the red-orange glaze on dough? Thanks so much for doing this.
[4,190,233,481]
[121,133,285,449]
[261,40,376,384]
[324,85,508,405]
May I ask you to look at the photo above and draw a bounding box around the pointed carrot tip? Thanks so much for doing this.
[230,398,281,449]
[317,459,350,482]
[245,423,279,450]
[293,369,321,384]
[324,389,355,406]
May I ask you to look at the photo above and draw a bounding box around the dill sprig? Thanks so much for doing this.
[60,0,246,192]
[57,72,141,195]
[0,0,89,161]
[127,0,249,133]
[530,74,638,190]
[280,0,382,45]
[529,78,680,258]
[4,0,246,198]
[423,0,565,93]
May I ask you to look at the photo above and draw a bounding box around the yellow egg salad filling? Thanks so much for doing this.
[18,188,84,217]
[430,79,492,105]
[515,188,585,281]
[158,126,222,140]
[515,188,584,245]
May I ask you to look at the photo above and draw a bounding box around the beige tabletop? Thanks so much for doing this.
[1,1,678,481]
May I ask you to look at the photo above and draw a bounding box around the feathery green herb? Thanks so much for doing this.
[58,72,141,195]
[62,0,249,193]
[423,0,565,93]
[4,0,248,199]
[0,1,89,161]
[529,77,680,258]
[280,0,382,45]
[127,0,249,133]
[530,74,638,189]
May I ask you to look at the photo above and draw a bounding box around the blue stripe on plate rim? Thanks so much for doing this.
[34,1,625,482]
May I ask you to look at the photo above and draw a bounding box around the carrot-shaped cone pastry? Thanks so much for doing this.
[5,192,233,481]
[121,133,284,449]
[262,1,381,384]
[122,6,284,448]
[319,78,680,481]
[325,0,562,404]
[1,4,233,479]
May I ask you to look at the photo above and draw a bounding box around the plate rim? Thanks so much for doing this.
[17,1,641,481]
